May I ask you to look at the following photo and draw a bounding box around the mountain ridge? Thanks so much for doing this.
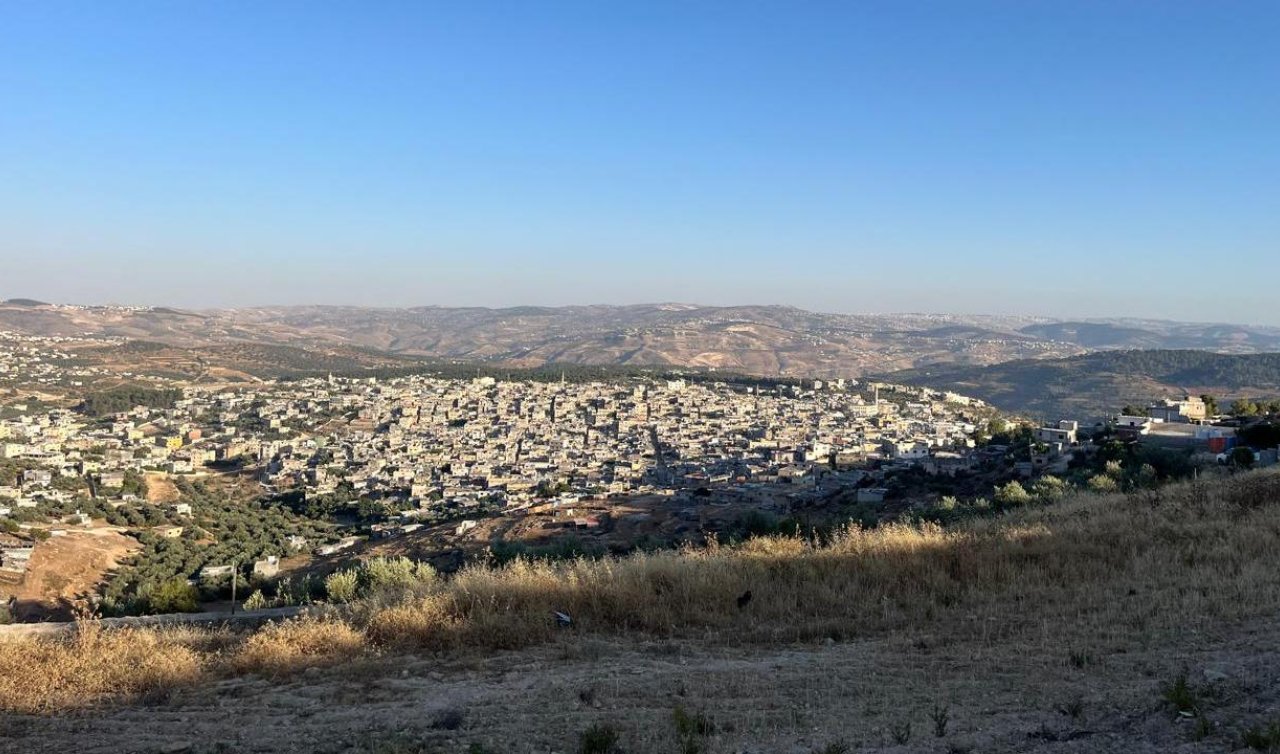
[5,300,1280,390]
[884,349,1280,420]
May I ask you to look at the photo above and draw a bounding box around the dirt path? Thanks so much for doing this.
[4,615,1278,754]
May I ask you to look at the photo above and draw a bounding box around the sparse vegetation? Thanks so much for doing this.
[1242,720,1280,751]
[1192,712,1214,741]
[930,704,950,737]
[3,470,1280,715]
[890,720,912,745]
[1067,649,1094,669]
[578,723,621,754]
[1161,670,1200,716]
[672,704,715,754]
[430,707,467,731]
[1058,697,1084,720]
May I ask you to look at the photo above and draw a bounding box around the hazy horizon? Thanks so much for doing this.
[9,294,1280,332]
[3,3,1278,323]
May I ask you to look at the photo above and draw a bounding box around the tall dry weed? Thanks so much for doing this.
[232,616,366,677]
[0,620,203,713]
[3,469,1280,712]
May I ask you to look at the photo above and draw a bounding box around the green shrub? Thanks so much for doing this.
[360,556,435,593]
[1087,474,1119,493]
[146,578,200,613]
[1161,671,1199,715]
[1032,475,1067,501]
[242,590,269,611]
[994,481,1031,507]
[325,569,359,603]
[578,723,620,754]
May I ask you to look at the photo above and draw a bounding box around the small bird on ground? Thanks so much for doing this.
[736,590,753,609]
[553,610,573,627]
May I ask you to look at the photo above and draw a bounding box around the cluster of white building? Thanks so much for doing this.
[0,334,997,530]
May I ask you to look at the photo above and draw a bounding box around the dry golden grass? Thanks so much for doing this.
[231,616,367,677]
[0,621,204,713]
[3,468,1279,713]
[362,469,1280,651]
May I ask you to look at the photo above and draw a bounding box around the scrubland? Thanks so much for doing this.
[3,470,1280,752]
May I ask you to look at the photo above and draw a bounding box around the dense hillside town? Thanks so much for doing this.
[2,330,1277,621]
[0,331,1007,615]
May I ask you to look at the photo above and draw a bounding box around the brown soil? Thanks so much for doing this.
[1,615,1277,754]
[145,473,181,505]
[0,530,139,621]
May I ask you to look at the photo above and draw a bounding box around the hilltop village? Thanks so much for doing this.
[1,330,1272,619]
[0,328,1016,611]
[2,367,995,531]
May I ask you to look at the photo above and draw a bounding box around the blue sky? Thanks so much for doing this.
[1,2,1277,323]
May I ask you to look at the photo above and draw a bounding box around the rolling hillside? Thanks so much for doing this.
[5,471,1280,753]
[9,301,1280,403]
[885,350,1280,420]
[0,301,1084,376]
[1019,320,1280,352]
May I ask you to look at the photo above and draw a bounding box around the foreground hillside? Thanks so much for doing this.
[3,470,1280,752]
[887,349,1280,419]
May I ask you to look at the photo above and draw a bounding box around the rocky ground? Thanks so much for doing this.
[4,612,1278,754]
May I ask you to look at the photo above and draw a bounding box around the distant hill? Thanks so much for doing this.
[884,350,1280,421]
[5,301,1280,385]
[0,302,1086,376]
[70,340,425,382]
[1019,320,1280,352]
[2,298,49,307]
[1018,322,1166,349]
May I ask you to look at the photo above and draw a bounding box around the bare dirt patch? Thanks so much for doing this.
[144,472,181,505]
[0,530,139,621]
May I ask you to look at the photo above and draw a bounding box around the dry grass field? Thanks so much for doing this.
[2,470,1280,752]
